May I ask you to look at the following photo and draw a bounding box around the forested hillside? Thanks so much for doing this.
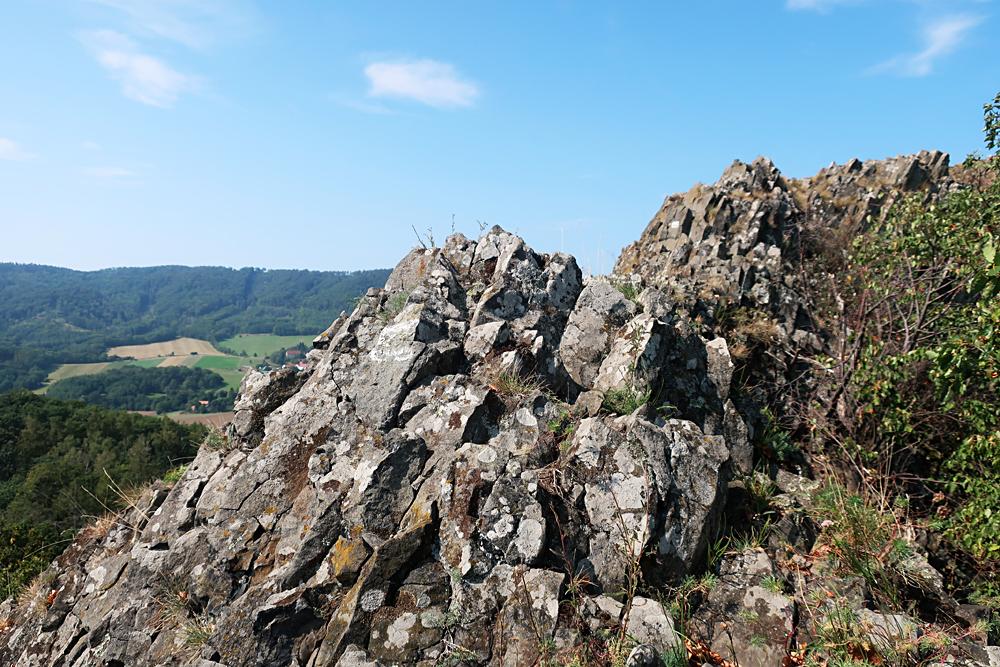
[0,392,205,597]
[0,264,390,390]
[46,366,236,413]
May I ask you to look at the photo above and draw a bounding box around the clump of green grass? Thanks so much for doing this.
[202,427,228,451]
[601,386,651,416]
[660,643,688,667]
[182,615,215,647]
[761,574,784,594]
[811,482,909,607]
[610,278,641,304]
[547,410,576,440]
[378,290,410,322]
[162,465,188,485]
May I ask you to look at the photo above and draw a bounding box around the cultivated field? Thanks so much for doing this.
[108,337,223,360]
[169,411,234,428]
[193,355,252,391]
[47,335,287,397]
[43,357,166,389]
[156,356,199,367]
[218,333,313,357]
[46,362,113,383]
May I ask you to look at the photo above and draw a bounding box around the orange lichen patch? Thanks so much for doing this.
[330,536,369,580]
[250,539,278,585]
[402,500,434,532]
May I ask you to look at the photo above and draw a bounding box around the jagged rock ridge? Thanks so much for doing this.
[1,227,745,666]
[2,152,993,667]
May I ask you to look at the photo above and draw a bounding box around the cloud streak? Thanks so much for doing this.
[364,59,479,109]
[82,30,199,107]
[89,0,254,49]
[0,137,34,161]
[869,15,982,77]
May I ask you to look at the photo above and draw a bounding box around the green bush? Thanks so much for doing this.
[845,92,1000,561]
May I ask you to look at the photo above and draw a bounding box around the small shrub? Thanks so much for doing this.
[757,408,799,463]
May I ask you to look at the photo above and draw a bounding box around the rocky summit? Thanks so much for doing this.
[1,153,994,667]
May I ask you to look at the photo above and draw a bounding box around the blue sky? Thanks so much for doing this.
[0,1,996,274]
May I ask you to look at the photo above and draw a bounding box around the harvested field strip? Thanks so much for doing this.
[108,337,222,360]
[168,411,234,428]
[156,356,199,368]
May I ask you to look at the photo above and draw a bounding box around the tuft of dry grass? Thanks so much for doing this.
[79,511,119,542]
[485,367,544,401]
[15,570,56,617]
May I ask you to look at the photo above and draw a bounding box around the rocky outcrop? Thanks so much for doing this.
[2,153,993,667]
[0,227,745,666]
[615,150,953,330]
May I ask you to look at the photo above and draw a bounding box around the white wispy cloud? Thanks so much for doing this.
[81,30,199,107]
[870,15,982,77]
[364,59,479,109]
[89,0,255,49]
[0,137,34,161]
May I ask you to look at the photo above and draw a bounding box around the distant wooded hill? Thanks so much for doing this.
[0,264,390,391]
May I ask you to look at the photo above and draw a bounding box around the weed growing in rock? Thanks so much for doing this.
[610,278,641,304]
[547,410,576,439]
[745,472,778,517]
[182,614,215,647]
[601,386,650,416]
[150,579,193,632]
[162,464,188,485]
[726,520,773,554]
[378,290,410,322]
[660,643,689,667]
[15,569,56,617]
[489,369,544,399]
[757,407,799,463]
[761,574,785,594]
[202,426,228,451]
[437,643,478,666]
[667,572,717,632]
